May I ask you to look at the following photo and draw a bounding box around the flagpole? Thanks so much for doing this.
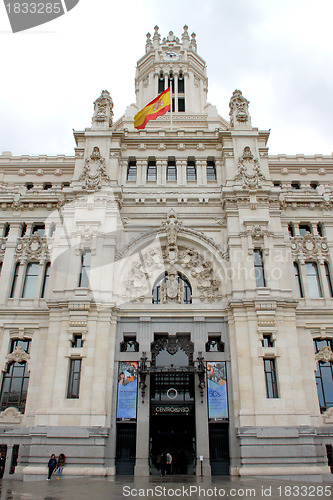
[170,84,173,131]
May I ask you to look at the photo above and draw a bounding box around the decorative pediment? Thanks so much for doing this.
[290,234,329,264]
[234,147,266,189]
[79,147,110,191]
[15,234,52,263]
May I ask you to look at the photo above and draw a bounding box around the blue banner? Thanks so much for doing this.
[116,362,138,420]
[207,362,228,421]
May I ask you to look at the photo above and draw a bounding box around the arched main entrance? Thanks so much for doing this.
[149,335,198,474]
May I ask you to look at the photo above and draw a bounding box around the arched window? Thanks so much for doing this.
[152,272,192,304]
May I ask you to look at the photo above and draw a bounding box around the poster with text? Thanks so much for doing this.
[116,361,138,420]
[207,361,228,421]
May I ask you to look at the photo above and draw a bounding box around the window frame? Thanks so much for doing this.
[78,250,91,288]
[21,262,39,299]
[264,358,279,398]
[305,261,322,298]
[127,160,137,182]
[67,358,82,399]
[253,249,266,287]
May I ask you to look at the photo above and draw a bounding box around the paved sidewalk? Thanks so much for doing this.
[0,475,332,500]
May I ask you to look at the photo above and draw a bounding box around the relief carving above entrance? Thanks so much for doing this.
[124,211,223,303]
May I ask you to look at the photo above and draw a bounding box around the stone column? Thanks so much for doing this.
[157,160,167,186]
[194,384,211,476]
[137,160,147,187]
[134,318,151,476]
[197,160,206,186]
[177,160,187,186]
[120,159,128,186]
[3,444,13,477]
[0,222,21,302]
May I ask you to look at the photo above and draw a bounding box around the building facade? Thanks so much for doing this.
[0,26,332,480]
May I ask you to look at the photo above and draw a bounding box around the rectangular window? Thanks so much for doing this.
[71,335,84,348]
[10,263,20,298]
[127,160,137,181]
[207,160,217,181]
[262,334,274,347]
[67,359,82,399]
[78,250,91,288]
[158,74,165,93]
[305,262,322,298]
[147,160,157,181]
[41,262,50,298]
[324,262,333,297]
[178,98,185,112]
[167,160,177,181]
[264,359,279,398]
[299,224,311,236]
[186,160,196,181]
[294,262,303,298]
[254,249,266,287]
[22,263,39,299]
[32,224,45,236]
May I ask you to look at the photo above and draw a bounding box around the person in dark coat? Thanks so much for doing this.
[160,452,167,476]
[47,453,57,480]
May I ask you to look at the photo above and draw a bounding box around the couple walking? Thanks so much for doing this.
[47,453,66,480]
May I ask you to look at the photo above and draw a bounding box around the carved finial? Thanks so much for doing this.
[153,25,160,48]
[229,89,251,128]
[190,32,197,52]
[182,25,190,47]
[145,32,153,53]
[92,90,113,128]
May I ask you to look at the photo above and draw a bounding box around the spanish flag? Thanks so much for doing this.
[134,87,171,130]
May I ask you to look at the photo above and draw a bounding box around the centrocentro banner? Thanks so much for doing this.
[116,361,138,421]
[4,0,80,33]
[207,361,228,421]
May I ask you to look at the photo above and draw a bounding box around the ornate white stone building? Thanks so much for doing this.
[0,26,332,480]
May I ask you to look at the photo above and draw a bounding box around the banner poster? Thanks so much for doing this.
[116,361,138,421]
[207,361,228,421]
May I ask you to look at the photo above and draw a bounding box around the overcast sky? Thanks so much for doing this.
[0,0,332,157]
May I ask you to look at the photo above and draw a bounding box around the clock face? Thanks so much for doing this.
[163,50,179,61]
